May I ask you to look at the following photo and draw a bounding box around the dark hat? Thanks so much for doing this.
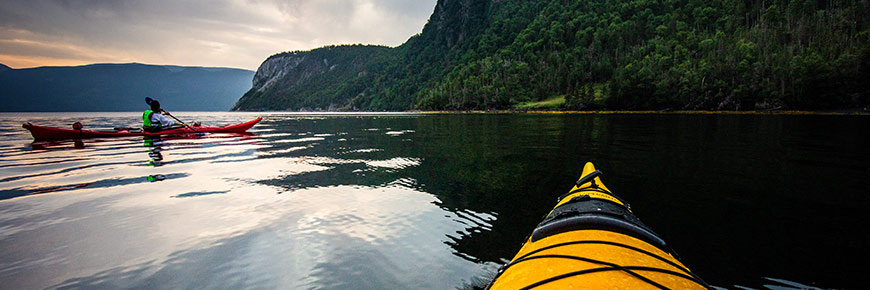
[150,100,161,111]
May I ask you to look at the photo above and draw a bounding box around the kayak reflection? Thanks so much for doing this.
[144,137,167,182]
[30,139,86,150]
[142,133,260,182]
[144,137,166,168]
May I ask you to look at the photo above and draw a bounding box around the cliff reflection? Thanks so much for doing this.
[250,115,587,264]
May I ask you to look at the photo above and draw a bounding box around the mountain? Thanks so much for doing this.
[234,0,869,111]
[0,63,254,112]
[0,63,11,72]
[233,0,496,111]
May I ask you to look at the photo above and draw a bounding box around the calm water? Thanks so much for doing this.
[0,112,867,289]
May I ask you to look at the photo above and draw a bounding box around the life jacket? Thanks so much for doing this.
[143,110,160,129]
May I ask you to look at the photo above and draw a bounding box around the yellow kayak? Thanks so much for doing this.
[487,162,710,289]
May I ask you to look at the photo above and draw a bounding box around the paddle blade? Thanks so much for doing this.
[145,97,154,105]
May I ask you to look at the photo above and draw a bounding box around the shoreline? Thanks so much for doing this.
[410,109,869,115]
[4,109,866,115]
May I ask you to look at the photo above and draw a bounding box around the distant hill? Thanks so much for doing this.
[0,63,10,72]
[0,63,254,112]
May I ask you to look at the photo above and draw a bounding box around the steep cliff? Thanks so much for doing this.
[233,45,391,111]
[233,0,496,111]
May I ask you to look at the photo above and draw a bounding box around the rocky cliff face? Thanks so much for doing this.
[250,53,307,94]
[232,45,391,111]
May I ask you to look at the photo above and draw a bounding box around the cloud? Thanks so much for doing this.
[0,0,436,70]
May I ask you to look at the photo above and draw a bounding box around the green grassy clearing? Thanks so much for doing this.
[514,96,566,109]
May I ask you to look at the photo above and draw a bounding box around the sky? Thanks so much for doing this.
[0,0,437,71]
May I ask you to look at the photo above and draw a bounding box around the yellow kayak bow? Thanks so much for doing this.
[487,162,710,290]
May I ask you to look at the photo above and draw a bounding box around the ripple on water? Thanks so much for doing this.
[365,157,422,170]
[271,137,325,145]
[385,130,415,136]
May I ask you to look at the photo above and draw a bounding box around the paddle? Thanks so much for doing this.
[145,97,201,133]
[163,111,201,133]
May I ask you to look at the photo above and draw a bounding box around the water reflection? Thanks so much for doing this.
[0,113,503,289]
[1,138,147,200]
[0,113,865,289]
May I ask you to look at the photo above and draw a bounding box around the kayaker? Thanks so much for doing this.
[143,100,182,132]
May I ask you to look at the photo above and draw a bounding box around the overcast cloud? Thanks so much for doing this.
[0,0,437,70]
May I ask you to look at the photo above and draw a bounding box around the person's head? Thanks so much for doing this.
[150,100,161,112]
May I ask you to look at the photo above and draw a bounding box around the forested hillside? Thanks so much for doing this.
[234,0,869,111]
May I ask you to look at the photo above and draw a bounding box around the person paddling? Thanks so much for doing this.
[143,99,182,132]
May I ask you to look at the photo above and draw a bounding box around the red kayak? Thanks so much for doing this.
[23,117,262,141]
